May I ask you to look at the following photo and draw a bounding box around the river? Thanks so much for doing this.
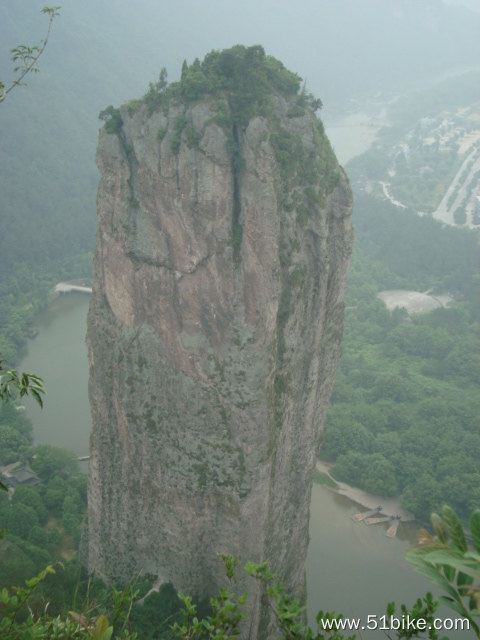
[20,293,91,456]
[20,294,465,639]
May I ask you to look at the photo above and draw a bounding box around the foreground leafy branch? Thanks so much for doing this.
[0,360,45,408]
[172,555,364,639]
[407,505,480,637]
[0,6,61,103]
[0,359,45,492]
[0,564,139,640]
[1,522,478,639]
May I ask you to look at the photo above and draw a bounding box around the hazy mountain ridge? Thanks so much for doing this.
[1,0,479,275]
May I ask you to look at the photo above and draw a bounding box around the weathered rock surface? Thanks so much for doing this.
[87,60,353,636]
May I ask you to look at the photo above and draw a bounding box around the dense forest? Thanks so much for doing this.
[322,194,480,520]
[319,73,480,521]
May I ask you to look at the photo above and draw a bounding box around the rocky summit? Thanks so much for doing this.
[87,46,353,637]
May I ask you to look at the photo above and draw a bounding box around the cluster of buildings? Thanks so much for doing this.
[0,461,41,492]
[417,105,480,155]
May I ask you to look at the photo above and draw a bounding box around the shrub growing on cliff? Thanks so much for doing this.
[171,114,188,154]
[99,106,123,134]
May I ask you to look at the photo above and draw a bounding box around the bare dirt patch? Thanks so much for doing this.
[378,290,453,314]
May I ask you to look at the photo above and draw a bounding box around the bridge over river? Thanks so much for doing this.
[54,282,92,294]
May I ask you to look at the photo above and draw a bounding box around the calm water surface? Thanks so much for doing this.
[20,295,465,638]
[20,294,91,455]
[308,488,431,635]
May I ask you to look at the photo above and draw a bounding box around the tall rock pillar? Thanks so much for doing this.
[87,46,353,637]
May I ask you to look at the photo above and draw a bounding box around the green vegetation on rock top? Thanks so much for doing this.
[101,45,322,133]
[142,44,306,125]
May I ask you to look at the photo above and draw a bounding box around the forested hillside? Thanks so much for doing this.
[323,104,480,521]
[323,196,480,518]
[0,3,150,365]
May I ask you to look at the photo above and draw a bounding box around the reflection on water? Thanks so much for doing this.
[20,293,91,456]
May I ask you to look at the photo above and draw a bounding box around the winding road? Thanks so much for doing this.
[379,145,480,228]
[432,146,480,227]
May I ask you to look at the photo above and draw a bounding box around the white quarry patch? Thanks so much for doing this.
[378,290,453,314]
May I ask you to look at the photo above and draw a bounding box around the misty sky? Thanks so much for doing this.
[2,0,480,116]
[444,0,480,12]
[1,0,479,268]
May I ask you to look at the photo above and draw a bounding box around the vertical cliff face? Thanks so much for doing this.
[87,46,352,635]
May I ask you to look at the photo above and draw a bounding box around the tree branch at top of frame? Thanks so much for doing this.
[0,6,61,104]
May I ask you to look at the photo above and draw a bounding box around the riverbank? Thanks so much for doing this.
[316,459,415,521]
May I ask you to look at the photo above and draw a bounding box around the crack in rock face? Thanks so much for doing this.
[87,47,353,639]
